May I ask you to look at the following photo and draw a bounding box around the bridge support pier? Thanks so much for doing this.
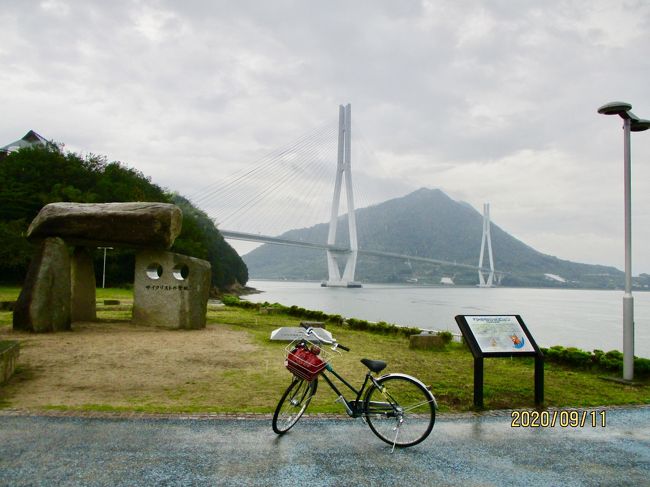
[321,103,361,288]
[322,250,361,288]
[478,203,496,287]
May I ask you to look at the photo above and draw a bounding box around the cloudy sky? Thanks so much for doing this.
[2,0,650,273]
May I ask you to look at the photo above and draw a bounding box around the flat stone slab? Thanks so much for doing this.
[27,202,182,249]
[270,327,333,343]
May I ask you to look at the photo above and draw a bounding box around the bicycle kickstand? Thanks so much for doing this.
[391,418,403,453]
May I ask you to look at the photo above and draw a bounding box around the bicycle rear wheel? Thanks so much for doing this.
[364,374,435,448]
[272,378,317,434]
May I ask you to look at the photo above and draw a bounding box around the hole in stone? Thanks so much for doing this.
[146,263,163,280]
[173,264,189,281]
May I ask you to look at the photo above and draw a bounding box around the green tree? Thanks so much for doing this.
[0,144,248,289]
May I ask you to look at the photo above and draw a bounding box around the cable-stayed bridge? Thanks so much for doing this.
[219,230,494,274]
[191,104,498,288]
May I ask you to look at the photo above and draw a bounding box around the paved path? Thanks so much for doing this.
[1,407,649,486]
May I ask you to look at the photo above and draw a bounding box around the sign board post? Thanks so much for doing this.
[474,356,484,408]
[455,315,544,409]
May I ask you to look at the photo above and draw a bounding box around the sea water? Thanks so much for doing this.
[244,280,650,357]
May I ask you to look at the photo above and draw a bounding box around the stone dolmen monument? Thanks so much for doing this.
[13,202,211,332]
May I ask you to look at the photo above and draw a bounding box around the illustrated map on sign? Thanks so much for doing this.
[465,316,535,353]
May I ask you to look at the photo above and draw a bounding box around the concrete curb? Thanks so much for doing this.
[1,403,647,421]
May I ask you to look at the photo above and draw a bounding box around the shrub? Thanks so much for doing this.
[221,295,240,306]
[221,297,425,338]
[541,345,649,377]
[635,357,650,375]
[326,314,343,325]
[437,331,454,345]
[564,347,592,368]
[221,295,258,310]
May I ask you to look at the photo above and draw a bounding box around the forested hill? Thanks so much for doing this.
[244,188,624,288]
[0,144,248,289]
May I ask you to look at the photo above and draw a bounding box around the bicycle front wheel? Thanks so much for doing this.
[364,374,435,448]
[272,378,317,434]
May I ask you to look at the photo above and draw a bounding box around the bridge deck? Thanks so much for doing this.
[220,229,497,273]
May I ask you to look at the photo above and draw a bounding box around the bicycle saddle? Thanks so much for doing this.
[361,358,387,373]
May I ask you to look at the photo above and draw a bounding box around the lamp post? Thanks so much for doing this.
[98,247,114,289]
[598,101,650,381]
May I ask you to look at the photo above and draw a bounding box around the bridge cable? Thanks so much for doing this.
[214,131,337,228]
[197,123,336,211]
[190,121,337,207]
[189,120,335,203]
[212,124,338,232]
[262,153,335,237]
[203,122,336,214]
[243,147,336,236]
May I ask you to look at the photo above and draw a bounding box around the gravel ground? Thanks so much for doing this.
[0,322,258,409]
[0,406,648,486]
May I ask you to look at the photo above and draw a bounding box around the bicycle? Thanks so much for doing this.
[272,324,437,450]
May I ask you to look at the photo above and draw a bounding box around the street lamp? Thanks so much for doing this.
[598,101,650,381]
[98,247,114,289]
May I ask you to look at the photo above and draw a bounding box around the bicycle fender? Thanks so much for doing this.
[373,372,438,409]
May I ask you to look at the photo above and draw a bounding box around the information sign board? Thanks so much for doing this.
[455,314,544,407]
[464,315,536,354]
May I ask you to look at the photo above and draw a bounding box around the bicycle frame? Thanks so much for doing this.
[318,364,382,418]
[292,328,436,420]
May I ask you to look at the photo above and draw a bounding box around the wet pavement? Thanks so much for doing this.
[0,407,648,486]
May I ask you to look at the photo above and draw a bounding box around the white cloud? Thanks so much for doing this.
[40,0,71,17]
[455,7,497,48]
[2,0,650,272]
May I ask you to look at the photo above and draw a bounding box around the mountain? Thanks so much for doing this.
[243,188,623,288]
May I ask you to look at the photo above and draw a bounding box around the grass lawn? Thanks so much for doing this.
[0,286,17,329]
[0,286,648,413]
[0,286,20,302]
[209,306,650,413]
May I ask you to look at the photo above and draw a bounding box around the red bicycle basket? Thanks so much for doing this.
[286,346,326,381]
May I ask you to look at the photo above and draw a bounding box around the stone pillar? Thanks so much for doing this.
[13,237,71,332]
[132,250,211,329]
[71,246,97,322]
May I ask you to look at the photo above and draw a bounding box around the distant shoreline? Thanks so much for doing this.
[246,278,650,292]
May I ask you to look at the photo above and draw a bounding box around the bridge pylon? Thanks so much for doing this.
[478,203,496,287]
[321,104,361,288]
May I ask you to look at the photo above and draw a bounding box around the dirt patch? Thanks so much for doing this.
[0,322,257,409]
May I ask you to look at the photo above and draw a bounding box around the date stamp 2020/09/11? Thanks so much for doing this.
[511,409,607,428]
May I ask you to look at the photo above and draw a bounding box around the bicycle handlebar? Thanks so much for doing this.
[300,323,350,352]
